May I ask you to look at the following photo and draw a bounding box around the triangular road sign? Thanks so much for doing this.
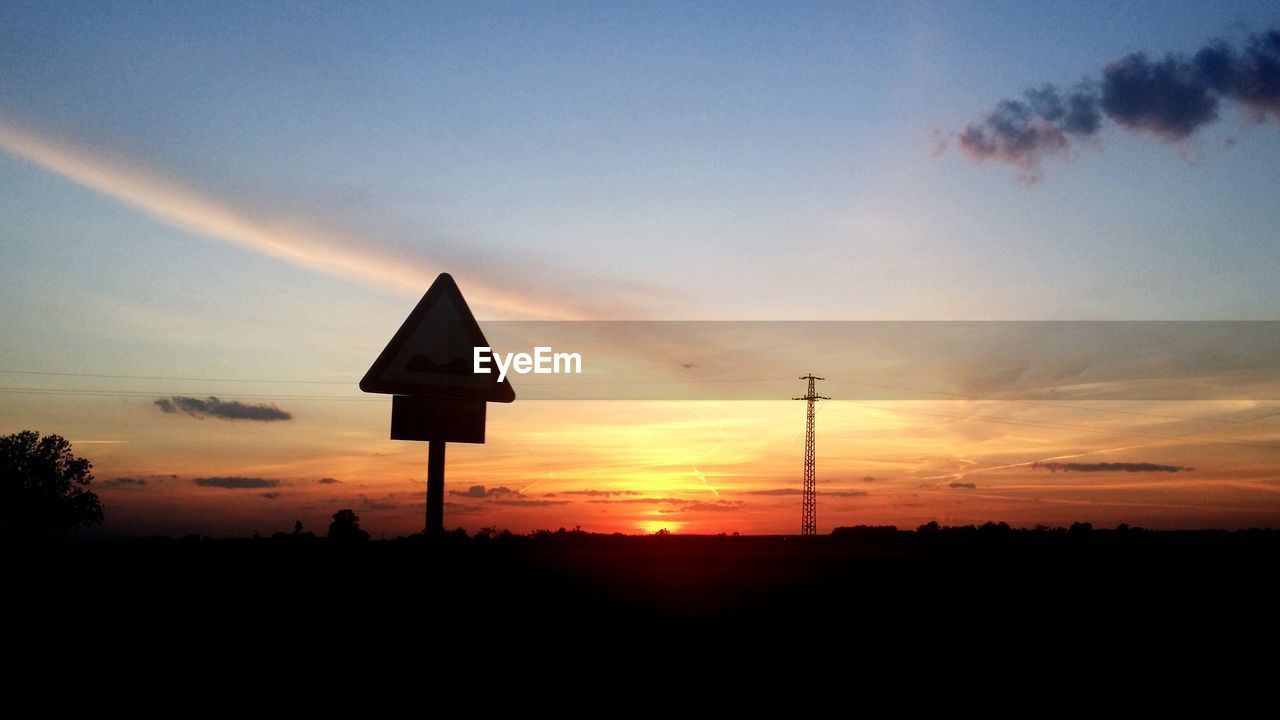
[359,273,516,402]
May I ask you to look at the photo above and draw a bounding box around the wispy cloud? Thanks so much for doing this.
[194,476,281,489]
[1033,461,1192,473]
[548,489,643,497]
[585,497,745,512]
[743,488,869,497]
[671,500,743,512]
[0,117,586,318]
[155,396,292,422]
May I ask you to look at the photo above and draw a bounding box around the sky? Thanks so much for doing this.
[2,1,1279,537]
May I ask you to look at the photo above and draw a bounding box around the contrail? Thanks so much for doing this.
[516,446,556,494]
[0,117,580,319]
[692,466,719,498]
[687,406,729,438]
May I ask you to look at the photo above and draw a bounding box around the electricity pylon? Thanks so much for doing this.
[794,374,829,536]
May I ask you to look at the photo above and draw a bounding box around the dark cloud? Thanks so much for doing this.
[194,476,281,489]
[103,477,147,487]
[1195,30,1280,117]
[956,27,1280,177]
[555,490,643,497]
[260,492,281,500]
[1033,461,1192,473]
[957,83,1100,177]
[489,499,570,507]
[317,477,341,485]
[742,488,803,496]
[826,490,870,498]
[155,396,291,422]
[948,482,978,490]
[448,485,524,499]
[862,476,877,483]
[1101,52,1219,138]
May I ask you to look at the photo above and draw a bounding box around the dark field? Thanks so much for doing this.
[10,526,1280,653]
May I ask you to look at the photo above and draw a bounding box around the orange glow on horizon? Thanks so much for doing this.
[9,394,1280,538]
[636,519,686,534]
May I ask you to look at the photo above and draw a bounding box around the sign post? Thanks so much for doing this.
[360,273,515,536]
[427,440,445,535]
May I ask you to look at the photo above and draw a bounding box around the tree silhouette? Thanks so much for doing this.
[0,430,103,539]
[1068,521,1094,539]
[917,520,941,536]
[327,508,370,542]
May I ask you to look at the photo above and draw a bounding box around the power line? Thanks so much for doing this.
[3,368,1274,424]
[0,368,787,387]
[0,369,1275,448]
[0,369,353,385]
[0,386,378,402]
[855,402,1280,451]
[825,378,1274,425]
[1,384,1275,449]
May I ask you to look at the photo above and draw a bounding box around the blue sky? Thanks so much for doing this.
[2,2,1280,535]
[4,2,1279,344]
[1,0,1278,389]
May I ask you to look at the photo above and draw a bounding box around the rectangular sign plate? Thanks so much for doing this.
[390,396,487,443]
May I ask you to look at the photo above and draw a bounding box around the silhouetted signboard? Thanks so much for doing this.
[360,273,515,534]
[389,396,487,443]
[360,273,515,403]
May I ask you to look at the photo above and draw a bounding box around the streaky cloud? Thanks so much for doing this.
[1033,461,1192,473]
[0,117,587,319]
[194,476,281,489]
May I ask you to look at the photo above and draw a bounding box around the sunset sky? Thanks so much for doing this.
[2,1,1279,537]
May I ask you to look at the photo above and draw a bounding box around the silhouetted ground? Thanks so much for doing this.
[9,526,1279,655]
